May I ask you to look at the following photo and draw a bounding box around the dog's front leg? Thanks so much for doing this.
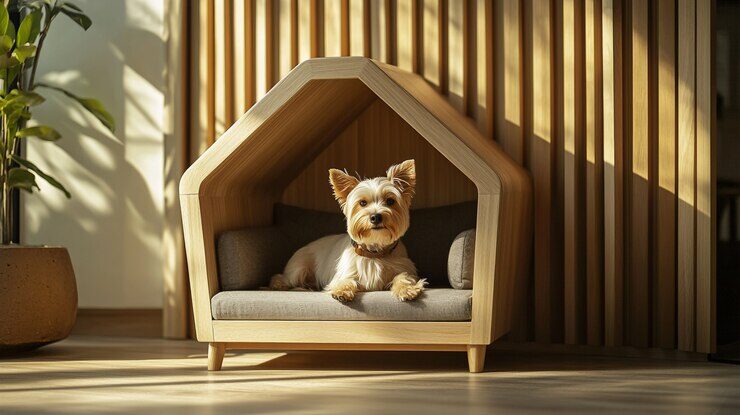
[390,272,426,301]
[328,277,359,303]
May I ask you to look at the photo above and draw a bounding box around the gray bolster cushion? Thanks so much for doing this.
[447,229,476,289]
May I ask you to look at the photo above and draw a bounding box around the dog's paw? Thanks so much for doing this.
[330,281,358,302]
[269,274,291,291]
[391,274,426,301]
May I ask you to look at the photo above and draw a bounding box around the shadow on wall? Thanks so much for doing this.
[21,0,165,309]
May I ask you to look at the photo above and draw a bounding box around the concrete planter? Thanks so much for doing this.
[0,246,77,354]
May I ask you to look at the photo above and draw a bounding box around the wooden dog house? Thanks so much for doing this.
[180,57,532,372]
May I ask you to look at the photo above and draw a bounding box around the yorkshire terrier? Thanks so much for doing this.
[269,159,426,302]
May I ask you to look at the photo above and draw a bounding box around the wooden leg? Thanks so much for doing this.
[467,345,486,373]
[208,342,226,371]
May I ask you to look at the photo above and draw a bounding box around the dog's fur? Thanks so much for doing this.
[269,159,425,302]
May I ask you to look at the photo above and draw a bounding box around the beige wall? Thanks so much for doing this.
[21,0,166,308]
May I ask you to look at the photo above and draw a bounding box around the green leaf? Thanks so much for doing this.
[0,3,8,36]
[6,20,15,42]
[7,168,38,193]
[16,125,60,141]
[0,54,20,69]
[36,83,115,132]
[61,2,83,12]
[1,90,44,109]
[17,10,41,45]
[0,35,12,54]
[59,5,91,31]
[12,155,70,198]
[12,44,36,62]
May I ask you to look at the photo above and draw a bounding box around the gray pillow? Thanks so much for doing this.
[447,229,476,289]
[217,226,292,290]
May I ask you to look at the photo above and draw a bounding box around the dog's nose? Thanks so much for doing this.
[370,213,383,224]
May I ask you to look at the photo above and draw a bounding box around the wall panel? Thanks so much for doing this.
[177,0,715,353]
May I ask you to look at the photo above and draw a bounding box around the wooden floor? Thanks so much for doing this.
[1,335,739,414]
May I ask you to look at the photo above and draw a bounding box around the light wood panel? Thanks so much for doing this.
[585,0,604,346]
[695,0,714,355]
[176,0,716,354]
[563,0,585,345]
[282,99,477,211]
[677,0,696,352]
[602,0,624,348]
[655,0,677,350]
[530,0,556,344]
[629,0,650,349]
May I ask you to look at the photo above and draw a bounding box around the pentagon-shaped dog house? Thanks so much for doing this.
[180,57,532,372]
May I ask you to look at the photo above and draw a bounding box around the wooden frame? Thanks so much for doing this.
[180,57,532,373]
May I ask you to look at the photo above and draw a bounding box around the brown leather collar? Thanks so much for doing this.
[351,239,399,258]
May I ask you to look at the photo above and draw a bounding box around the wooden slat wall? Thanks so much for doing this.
[181,0,715,352]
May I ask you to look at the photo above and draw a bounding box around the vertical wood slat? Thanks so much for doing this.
[629,0,650,348]
[199,0,215,146]
[325,0,343,57]
[341,0,350,55]
[369,0,387,61]
[563,0,586,345]
[654,0,677,350]
[233,0,256,116]
[292,0,300,65]
[447,0,466,113]
[311,0,321,57]
[278,0,294,78]
[585,0,604,346]
[502,0,524,163]
[531,0,556,344]
[422,0,441,89]
[349,0,365,56]
[475,0,494,137]
[677,0,696,352]
[695,0,714,354]
[298,0,312,61]
[602,0,624,347]
[396,0,415,72]
[214,0,233,136]
[385,0,396,65]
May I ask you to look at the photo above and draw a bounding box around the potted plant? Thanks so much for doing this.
[0,0,113,353]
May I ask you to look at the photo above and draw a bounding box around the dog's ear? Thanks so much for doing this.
[386,159,416,201]
[329,169,360,206]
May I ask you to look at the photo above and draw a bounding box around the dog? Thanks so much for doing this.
[269,159,426,302]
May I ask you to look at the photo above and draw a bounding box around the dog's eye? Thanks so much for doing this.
[359,200,367,207]
[385,198,395,206]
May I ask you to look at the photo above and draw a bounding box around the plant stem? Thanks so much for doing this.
[28,14,51,90]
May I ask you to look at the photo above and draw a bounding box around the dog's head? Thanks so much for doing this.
[328,159,416,247]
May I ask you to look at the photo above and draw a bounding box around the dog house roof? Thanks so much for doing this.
[180,57,528,198]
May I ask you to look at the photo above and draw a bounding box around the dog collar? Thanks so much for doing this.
[351,239,399,258]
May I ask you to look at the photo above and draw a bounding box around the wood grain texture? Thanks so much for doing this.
[694,0,713,354]
[602,0,624,348]
[654,0,676,350]
[585,0,604,347]
[281,99,477,211]
[563,0,586,345]
[629,0,650,349]
[180,58,532,354]
[530,0,556,344]
[677,0,696,352]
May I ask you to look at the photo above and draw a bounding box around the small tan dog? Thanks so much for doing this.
[269,159,426,302]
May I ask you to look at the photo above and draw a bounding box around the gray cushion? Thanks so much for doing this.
[211,288,472,321]
[216,202,477,290]
[217,226,291,290]
[448,229,476,289]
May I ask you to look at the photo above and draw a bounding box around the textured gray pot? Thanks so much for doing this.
[0,246,77,354]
